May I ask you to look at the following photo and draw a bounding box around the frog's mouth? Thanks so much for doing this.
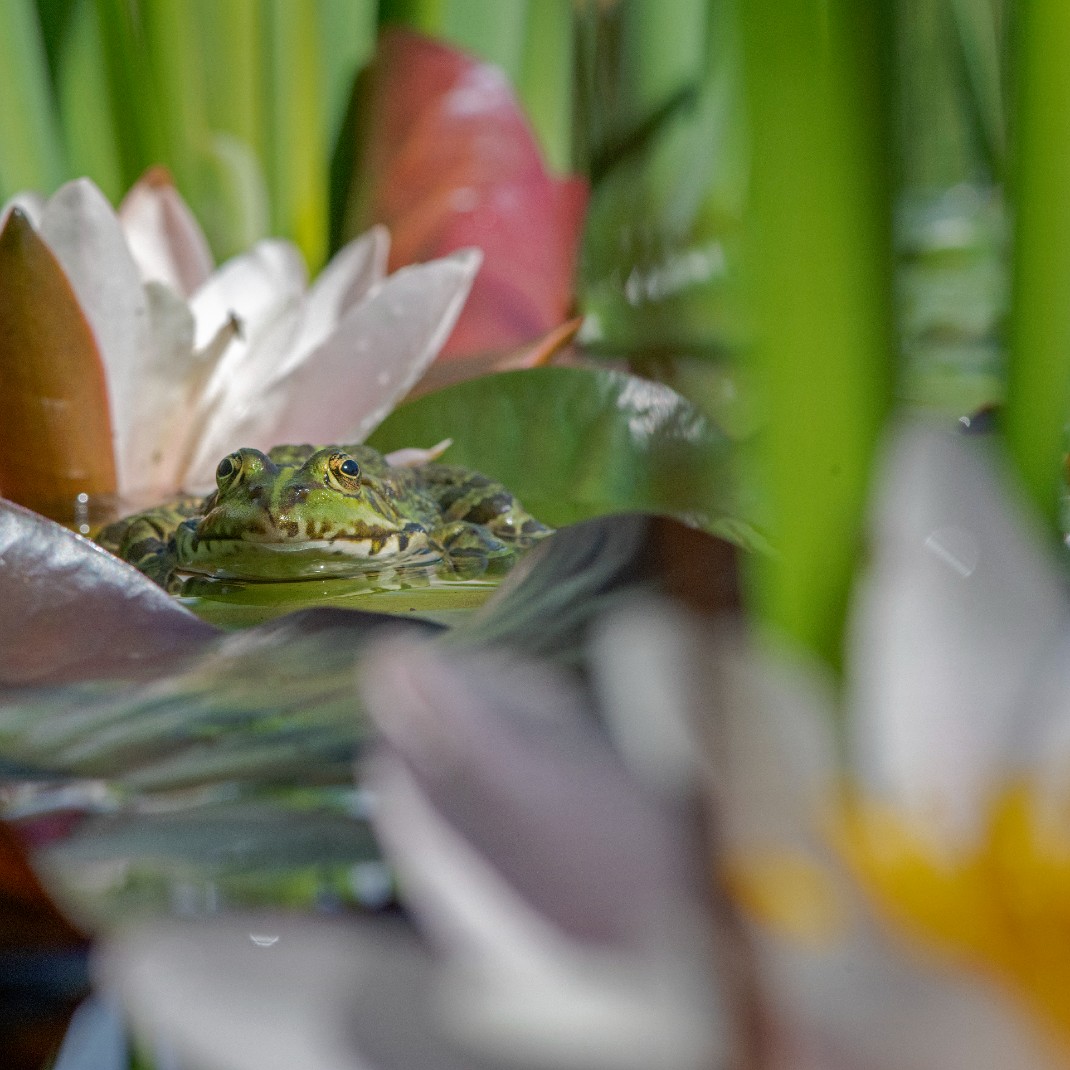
[173,521,438,580]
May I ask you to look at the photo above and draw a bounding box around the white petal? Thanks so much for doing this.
[288,225,389,363]
[706,626,839,855]
[39,178,151,498]
[118,168,214,298]
[189,238,307,350]
[263,249,481,446]
[180,304,304,491]
[846,424,1068,842]
[118,282,198,503]
[99,917,417,1070]
[750,912,1058,1070]
[0,190,45,229]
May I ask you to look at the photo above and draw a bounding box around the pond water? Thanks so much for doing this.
[178,557,513,629]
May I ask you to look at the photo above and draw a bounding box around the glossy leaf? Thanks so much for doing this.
[348,27,588,357]
[367,366,736,530]
[0,498,214,687]
[0,210,116,517]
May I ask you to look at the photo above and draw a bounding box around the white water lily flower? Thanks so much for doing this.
[1,175,480,505]
[708,423,1070,1069]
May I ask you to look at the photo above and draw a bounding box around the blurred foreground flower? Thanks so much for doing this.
[0,173,480,519]
[97,427,1070,1069]
[710,425,1070,1069]
[97,602,731,1069]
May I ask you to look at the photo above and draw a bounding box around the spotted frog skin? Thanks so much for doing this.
[96,443,551,587]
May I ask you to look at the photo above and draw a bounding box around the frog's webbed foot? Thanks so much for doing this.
[94,497,201,590]
[433,520,512,559]
[423,465,553,548]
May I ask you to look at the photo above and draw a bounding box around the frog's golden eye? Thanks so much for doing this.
[326,453,361,491]
[216,453,241,490]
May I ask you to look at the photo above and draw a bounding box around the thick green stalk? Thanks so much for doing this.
[263,0,328,270]
[438,0,529,80]
[317,0,377,156]
[948,0,1006,181]
[1004,4,1070,534]
[0,0,67,196]
[140,0,209,203]
[518,0,574,173]
[55,0,123,201]
[619,0,707,130]
[93,0,169,190]
[739,0,895,667]
[197,0,264,159]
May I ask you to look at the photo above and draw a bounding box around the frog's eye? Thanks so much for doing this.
[216,453,241,490]
[326,453,361,490]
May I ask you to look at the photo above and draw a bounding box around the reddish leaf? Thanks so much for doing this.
[0,822,85,949]
[353,28,588,358]
[0,211,116,520]
[0,821,88,1070]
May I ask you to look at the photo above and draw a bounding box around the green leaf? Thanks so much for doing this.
[366,366,738,532]
[0,0,67,197]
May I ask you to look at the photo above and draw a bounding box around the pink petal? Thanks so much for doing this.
[289,225,389,362]
[264,249,481,446]
[118,166,215,299]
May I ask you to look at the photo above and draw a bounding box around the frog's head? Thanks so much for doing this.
[173,447,434,580]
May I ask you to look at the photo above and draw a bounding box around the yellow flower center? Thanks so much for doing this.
[838,785,1070,1050]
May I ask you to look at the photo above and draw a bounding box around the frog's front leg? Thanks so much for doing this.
[94,496,203,589]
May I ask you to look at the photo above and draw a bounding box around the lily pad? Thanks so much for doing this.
[368,365,736,531]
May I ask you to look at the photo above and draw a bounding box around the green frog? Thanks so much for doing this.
[96,443,551,589]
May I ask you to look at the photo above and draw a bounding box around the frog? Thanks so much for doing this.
[95,442,551,589]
